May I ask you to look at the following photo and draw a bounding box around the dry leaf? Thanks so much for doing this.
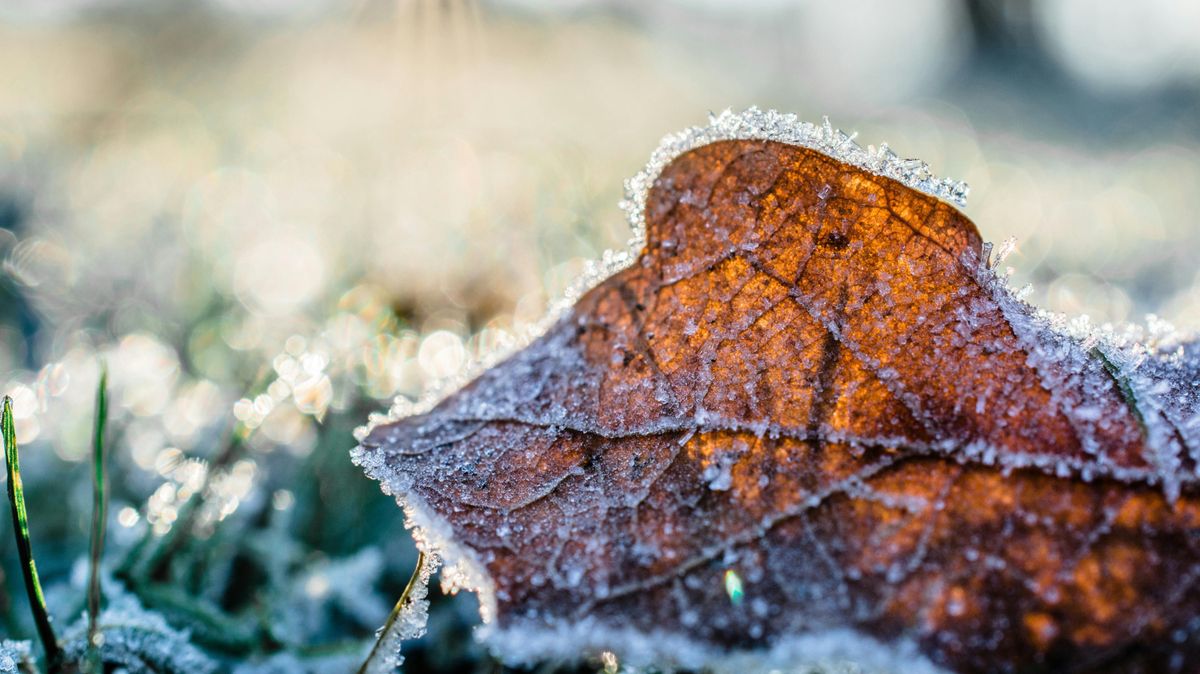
[355,110,1200,674]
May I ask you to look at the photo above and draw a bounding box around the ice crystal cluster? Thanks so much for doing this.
[0,641,30,674]
[975,246,1200,501]
[620,107,971,248]
[60,593,217,673]
[363,550,439,674]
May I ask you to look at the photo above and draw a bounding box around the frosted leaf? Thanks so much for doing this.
[356,117,1200,672]
[0,641,31,674]
[60,593,217,674]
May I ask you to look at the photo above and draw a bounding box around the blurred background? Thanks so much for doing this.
[1,0,1199,671]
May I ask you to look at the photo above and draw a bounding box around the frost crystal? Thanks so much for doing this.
[362,549,440,674]
[0,641,30,674]
[60,592,217,674]
[485,621,947,674]
[620,108,970,254]
[975,256,1200,501]
[350,438,498,650]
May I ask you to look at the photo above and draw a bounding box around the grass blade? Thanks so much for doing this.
[358,551,425,674]
[86,365,109,671]
[3,395,61,669]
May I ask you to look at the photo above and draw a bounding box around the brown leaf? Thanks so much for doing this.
[356,113,1200,674]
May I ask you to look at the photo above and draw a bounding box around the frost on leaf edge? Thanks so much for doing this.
[349,441,498,618]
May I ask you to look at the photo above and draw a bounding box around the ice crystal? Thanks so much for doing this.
[485,621,947,674]
[974,255,1200,500]
[619,108,970,252]
[60,593,217,674]
[363,550,439,674]
[0,641,30,674]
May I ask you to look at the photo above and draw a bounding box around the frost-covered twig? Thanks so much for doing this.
[358,551,427,674]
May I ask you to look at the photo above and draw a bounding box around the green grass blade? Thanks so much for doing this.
[86,365,109,671]
[3,395,61,669]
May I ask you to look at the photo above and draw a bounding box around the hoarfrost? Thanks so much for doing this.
[977,257,1200,500]
[351,437,497,626]
[60,592,217,674]
[0,641,30,674]
[362,547,439,674]
[619,108,970,248]
[487,621,947,674]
